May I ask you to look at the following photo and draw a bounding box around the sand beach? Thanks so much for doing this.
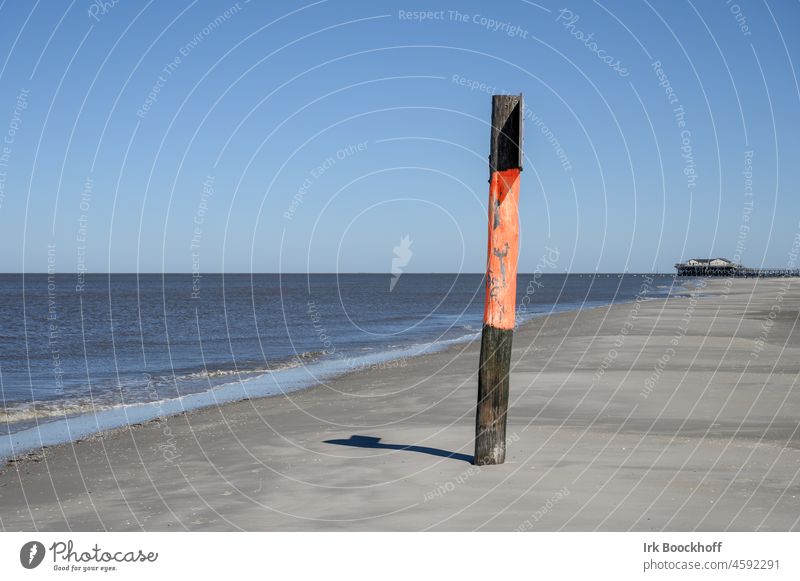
[1,278,798,531]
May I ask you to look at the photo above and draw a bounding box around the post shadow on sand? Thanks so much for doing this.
[324,435,474,464]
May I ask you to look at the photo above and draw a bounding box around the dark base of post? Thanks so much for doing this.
[474,324,513,465]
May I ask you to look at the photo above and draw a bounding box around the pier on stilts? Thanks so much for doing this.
[675,258,800,278]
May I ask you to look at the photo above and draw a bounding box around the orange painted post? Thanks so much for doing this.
[475,94,523,466]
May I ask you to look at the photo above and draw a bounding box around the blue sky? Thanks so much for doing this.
[0,0,798,273]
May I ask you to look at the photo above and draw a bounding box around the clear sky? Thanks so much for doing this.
[0,0,798,273]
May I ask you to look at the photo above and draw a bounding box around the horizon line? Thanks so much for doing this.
[0,271,669,276]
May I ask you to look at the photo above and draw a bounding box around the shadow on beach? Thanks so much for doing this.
[324,435,474,464]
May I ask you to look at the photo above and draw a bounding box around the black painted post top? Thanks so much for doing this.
[489,94,524,174]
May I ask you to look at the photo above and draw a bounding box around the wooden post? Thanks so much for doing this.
[474,94,523,466]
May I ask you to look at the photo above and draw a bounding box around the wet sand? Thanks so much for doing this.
[1,278,799,531]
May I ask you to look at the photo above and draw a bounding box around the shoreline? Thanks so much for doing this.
[1,278,798,531]
[0,276,681,464]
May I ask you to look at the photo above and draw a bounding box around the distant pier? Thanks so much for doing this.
[675,257,800,277]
